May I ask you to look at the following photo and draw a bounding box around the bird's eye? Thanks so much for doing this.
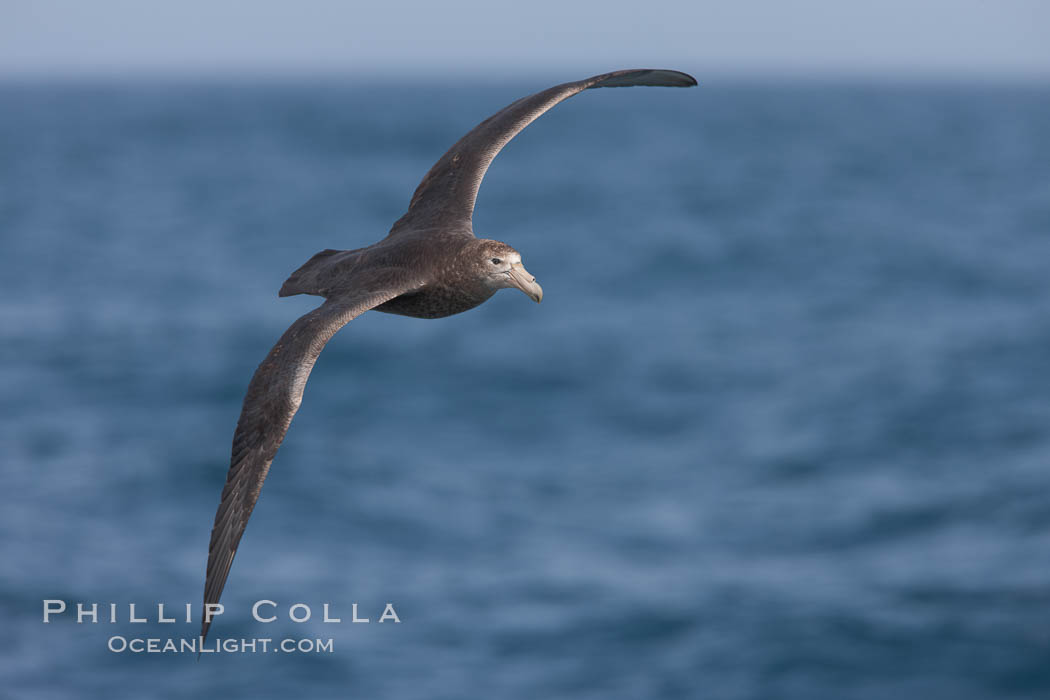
[491,258,502,265]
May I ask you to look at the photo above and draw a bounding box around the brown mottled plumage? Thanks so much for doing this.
[201,69,697,645]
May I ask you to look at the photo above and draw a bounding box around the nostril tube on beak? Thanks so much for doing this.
[508,262,542,303]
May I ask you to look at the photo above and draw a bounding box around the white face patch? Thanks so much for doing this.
[485,251,520,271]
[481,250,521,290]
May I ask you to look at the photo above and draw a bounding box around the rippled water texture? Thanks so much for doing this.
[2,80,1050,698]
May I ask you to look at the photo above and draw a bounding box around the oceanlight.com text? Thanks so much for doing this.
[107,636,335,654]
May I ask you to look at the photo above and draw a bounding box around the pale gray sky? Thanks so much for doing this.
[2,0,1048,79]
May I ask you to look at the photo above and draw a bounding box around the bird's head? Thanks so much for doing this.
[474,239,543,303]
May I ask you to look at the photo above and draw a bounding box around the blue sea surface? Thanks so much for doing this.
[2,79,1049,699]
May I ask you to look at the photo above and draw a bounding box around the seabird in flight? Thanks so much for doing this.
[201,69,697,644]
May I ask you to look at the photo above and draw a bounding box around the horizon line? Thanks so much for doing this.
[1,66,1048,87]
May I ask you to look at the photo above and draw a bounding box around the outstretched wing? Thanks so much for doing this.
[388,68,696,235]
[201,274,417,645]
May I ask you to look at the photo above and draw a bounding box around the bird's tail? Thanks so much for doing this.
[278,248,342,297]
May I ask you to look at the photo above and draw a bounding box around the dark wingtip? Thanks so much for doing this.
[591,69,698,89]
[659,70,701,87]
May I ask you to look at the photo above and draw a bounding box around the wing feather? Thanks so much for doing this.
[201,278,414,645]
[388,68,696,235]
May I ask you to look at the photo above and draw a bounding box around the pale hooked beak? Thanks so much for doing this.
[507,262,543,303]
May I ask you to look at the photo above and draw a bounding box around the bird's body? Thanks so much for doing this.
[201,68,696,645]
[278,231,509,318]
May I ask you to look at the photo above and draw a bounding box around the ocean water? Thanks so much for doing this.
[2,78,1049,699]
